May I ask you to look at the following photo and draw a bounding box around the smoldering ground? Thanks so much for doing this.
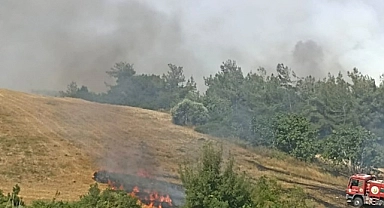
[1,0,384,91]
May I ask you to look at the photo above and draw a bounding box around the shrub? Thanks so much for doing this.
[75,184,140,208]
[178,141,255,208]
[0,184,25,208]
[3,183,140,208]
[171,99,209,126]
[253,176,310,208]
[178,141,312,208]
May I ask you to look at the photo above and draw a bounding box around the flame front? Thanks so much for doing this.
[95,169,174,208]
[129,185,173,208]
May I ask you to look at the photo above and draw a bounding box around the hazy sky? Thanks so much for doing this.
[1,0,384,92]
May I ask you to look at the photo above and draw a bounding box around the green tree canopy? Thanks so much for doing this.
[271,113,318,161]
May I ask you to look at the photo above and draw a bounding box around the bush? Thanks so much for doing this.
[178,141,312,208]
[0,184,25,208]
[74,184,140,208]
[253,176,309,208]
[1,183,140,208]
[171,99,209,126]
[178,141,254,208]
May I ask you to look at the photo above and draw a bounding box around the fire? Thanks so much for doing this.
[107,179,124,191]
[93,169,175,208]
[129,185,173,208]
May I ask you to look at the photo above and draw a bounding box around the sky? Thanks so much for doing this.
[1,0,384,92]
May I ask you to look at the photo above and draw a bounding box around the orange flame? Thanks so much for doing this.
[101,170,173,208]
[127,185,173,208]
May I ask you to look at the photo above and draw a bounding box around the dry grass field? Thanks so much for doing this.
[0,88,349,207]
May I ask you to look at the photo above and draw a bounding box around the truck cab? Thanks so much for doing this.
[346,173,384,207]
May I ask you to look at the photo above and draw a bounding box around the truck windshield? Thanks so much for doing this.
[350,179,359,187]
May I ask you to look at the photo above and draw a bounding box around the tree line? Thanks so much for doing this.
[59,60,384,173]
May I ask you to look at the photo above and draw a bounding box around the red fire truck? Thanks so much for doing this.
[346,173,384,207]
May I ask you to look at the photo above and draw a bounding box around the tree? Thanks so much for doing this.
[59,81,79,98]
[162,64,186,90]
[105,62,136,85]
[251,115,275,146]
[101,62,198,110]
[200,60,252,139]
[204,59,245,107]
[308,72,355,137]
[161,64,198,108]
[171,99,209,126]
[59,82,95,100]
[321,125,382,173]
[271,113,318,161]
[181,76,200,102]
[348,68,380,135]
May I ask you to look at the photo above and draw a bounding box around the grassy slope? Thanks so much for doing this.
[0,89,348,207]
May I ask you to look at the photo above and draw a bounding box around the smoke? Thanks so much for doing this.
[0,0,201,92]
[292,40,326,78]
[159,0,384,82]
[1,0,384,92]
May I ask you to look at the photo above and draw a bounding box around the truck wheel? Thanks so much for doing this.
[352,197,363,207]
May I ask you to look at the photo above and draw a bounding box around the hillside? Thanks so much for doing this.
[0,88,348,207]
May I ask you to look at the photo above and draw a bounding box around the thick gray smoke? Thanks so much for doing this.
[0,0,202,92]
[1,0,384,92]
[292,40,326,78]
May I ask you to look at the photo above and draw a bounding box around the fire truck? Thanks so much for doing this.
[346,173,384,207]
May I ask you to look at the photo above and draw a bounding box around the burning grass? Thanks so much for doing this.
[92,170,185,208]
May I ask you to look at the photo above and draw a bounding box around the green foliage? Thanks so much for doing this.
[162,64,186,90]
[321,124,382,173]
[0,184,25,208]
[179,142,312,208]
[179,142,255,208]
[271,113,318,162]
[74,184,140,208]
[251,115,275,146]
[59,59,384,170]
[1,184,140,208]
[105,62,136,84]
[171,99,209,126]
[252,176,309,208]
[201,60,253,140]
[58,82,99,102]
[105,74,169,109]
[59,81,78,98]
[103,62,198,110]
